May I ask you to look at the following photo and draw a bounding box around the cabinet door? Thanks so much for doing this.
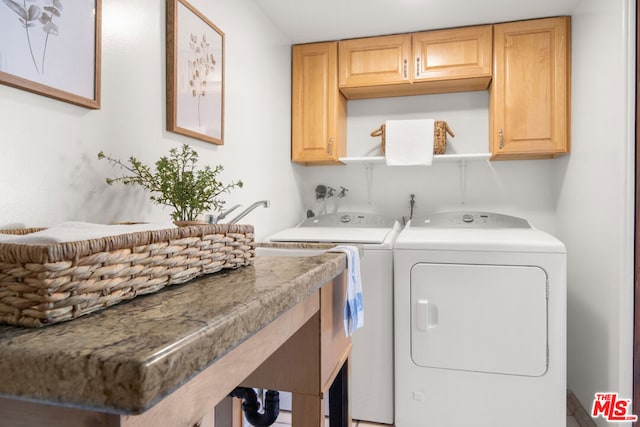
[413,25,492,85]
[490,17,571,159]
[292,42,346,165]
[338,34,411,90]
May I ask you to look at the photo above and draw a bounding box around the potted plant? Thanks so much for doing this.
[98,144,243,224]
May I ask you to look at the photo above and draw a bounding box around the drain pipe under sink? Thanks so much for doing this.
[228,387,280,426]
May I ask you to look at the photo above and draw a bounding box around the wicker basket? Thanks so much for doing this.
[370,120,455,155]
[0,224,254,328]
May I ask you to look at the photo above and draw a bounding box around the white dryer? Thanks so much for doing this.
[394,212,566,427]
[267,212,400,424]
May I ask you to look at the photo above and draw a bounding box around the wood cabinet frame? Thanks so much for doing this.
[241,272,352,426]
[338,25,493,99]
[293,17,571,164]
[490,17,571,159]
[291,42,347,165]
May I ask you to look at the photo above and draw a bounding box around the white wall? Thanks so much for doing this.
[0,0,300,242]
[295,87,559,233]
[555,0,635,424]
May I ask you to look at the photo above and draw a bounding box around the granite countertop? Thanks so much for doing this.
[0,254,346,414]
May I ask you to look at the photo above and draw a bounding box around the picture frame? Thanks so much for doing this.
[0,0,101,109]
[166,0,224,145]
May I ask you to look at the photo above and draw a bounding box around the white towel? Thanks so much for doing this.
[384,119,434,166]
[328,245,364,337]
[0,222,177,244]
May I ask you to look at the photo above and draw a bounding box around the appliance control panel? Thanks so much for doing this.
[300,212,396,228]
[411,212,531,229]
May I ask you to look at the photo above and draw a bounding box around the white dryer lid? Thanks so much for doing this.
[394,228,566,253]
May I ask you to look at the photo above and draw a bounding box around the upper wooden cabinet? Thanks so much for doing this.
[291,17,571,165]
[413,26,493,82]
[292,42,347,165]
[339,25,492,99]
[338,34,412,88]
[490,17,571,159]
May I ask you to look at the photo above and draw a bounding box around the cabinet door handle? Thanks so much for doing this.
[328,137,334,156]
[415,57,420,77]
[403,59,408,79]
[499,129,504,149]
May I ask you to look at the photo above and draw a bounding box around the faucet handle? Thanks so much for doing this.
[206,204,242,224]
[315,185,327,200]
[338,186,349,198]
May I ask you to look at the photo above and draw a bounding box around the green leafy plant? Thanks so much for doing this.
[98,144,243,221]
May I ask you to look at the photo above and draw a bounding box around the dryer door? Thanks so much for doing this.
[410,263,548,376]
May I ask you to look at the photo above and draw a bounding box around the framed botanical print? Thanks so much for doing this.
[166,0,224,145]
[0,0,101,109]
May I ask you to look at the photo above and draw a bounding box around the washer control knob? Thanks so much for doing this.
[340,214,351,223]
[462,213,474,223]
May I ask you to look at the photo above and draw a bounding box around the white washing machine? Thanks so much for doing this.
[267,212,400,424]
[394,212,566,427]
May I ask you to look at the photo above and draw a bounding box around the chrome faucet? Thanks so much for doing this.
[227,200,270,224]
[206,204,241,224]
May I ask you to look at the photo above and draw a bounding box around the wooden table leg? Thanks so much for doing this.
[214,397,243,427]
[292,393,324,427]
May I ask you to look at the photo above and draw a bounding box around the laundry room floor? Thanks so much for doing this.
[264,399,589,427]
[245,390,592,426]
[265,412,582,427]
